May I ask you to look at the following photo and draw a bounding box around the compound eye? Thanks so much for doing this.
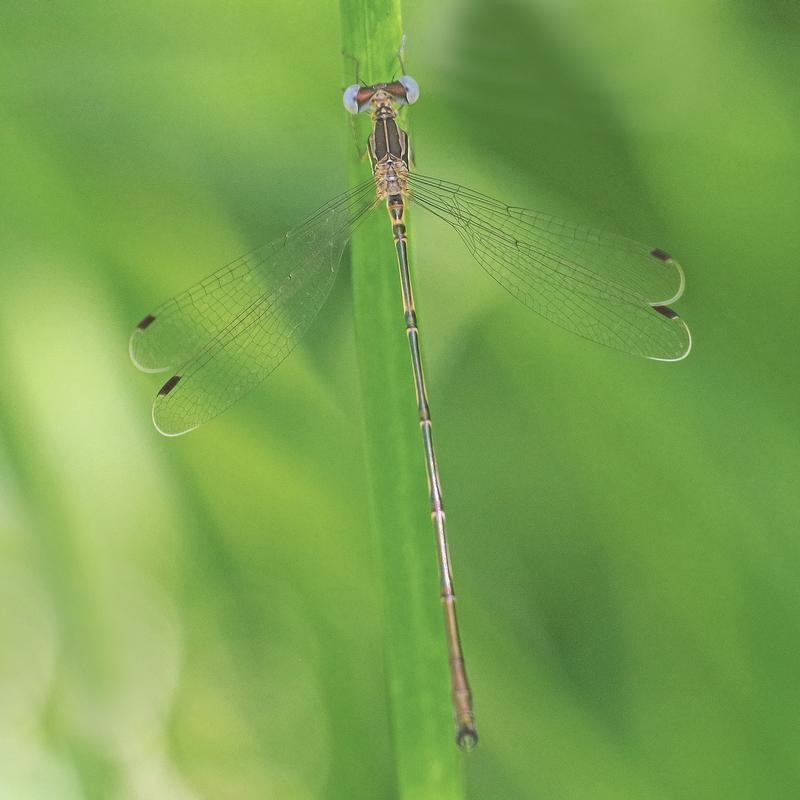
[398,75,420,104]
[343,84,361,114]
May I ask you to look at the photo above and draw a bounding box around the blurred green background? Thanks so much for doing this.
[2,0,799,797]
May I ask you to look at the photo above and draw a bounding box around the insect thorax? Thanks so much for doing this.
[374,158,410,202]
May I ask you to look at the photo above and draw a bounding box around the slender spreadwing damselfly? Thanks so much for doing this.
[130,73,691,750]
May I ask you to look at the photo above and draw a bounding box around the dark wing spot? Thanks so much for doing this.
[653,305,679,319]
[159,375,182,395]
[650,248,671,262]
[137,314,157,330]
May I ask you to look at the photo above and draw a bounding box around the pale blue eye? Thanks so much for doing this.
[399,75,420,104]
[343,84,361,114]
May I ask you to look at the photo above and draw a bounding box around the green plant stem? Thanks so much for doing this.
[338,3,465,797]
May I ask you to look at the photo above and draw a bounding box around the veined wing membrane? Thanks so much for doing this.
[409,173,690,361]
[131,181,377,435]
[130,180,376,373]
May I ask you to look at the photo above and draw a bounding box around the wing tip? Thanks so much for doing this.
[129,319,171,374]
[152,375,201,436]
[129,329,149,372]
[152,417,198,438]
[646,312,692,362]
[649,248,686,305]
[152,396,200,439]
[153,421,198,437]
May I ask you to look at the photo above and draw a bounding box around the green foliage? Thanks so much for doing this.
[1,1,798,798]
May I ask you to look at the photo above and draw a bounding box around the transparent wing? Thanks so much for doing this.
[130,179,376,373]
[130,180,377,436]
[409,172,691,361]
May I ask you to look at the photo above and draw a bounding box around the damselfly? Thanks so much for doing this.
[130,74,691,749]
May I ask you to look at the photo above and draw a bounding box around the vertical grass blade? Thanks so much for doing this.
[338,2,466,797]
